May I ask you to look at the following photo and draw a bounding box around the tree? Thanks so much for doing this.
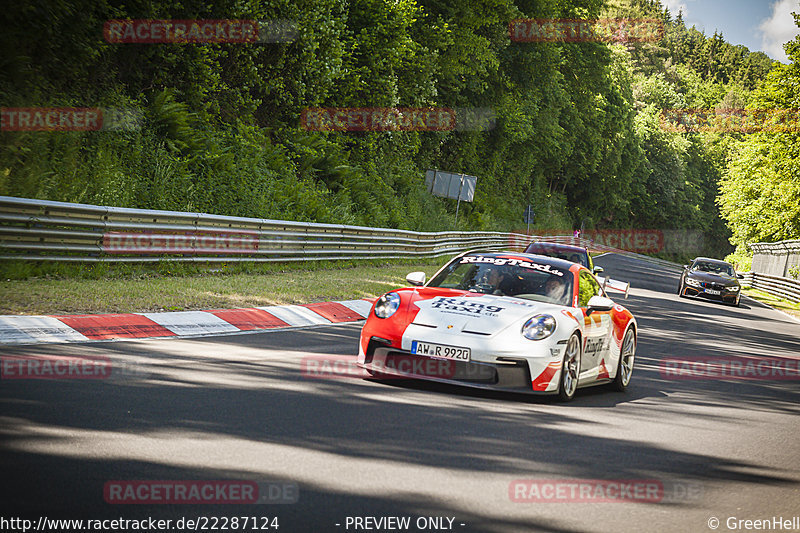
[718,14,800,254]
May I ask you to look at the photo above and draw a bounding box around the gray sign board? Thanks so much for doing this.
[523,205,535,224]
[425,170,476,202]
[458,174,476,202]
[425,169,435,192]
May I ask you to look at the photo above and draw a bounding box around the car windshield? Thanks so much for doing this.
[692,261,734,277]
[428,255,573,306]
[526,245,589,268]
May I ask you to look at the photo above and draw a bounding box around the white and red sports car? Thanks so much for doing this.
[358,251,636,401]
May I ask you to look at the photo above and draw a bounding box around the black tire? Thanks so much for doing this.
[557,333,581,402]
[610,327,635,392]
[677,280,686,297]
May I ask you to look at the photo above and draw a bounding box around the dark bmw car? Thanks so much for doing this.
[678,257,744,306]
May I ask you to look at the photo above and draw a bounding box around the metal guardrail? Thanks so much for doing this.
[0,196,538,262]
[0,196,689,274]
[744,239,800,303]
[741,271,800,303]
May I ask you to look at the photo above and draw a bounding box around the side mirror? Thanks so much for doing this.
[586,295,614,315]
[406,271,426,286]
[737,273,744,279]
[593,266,604,275]
[683,264,690,270]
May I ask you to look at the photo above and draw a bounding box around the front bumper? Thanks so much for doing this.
[681,284,739,303]
[359,337,560,394]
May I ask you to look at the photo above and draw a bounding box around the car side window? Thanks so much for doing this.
[578,271,601,308]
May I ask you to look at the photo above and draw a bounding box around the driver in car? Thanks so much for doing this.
[479,266,512,295]
[543,276,568,303]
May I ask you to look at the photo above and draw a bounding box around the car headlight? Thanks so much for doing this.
[686,278,701,287]
[374,292,401,319]
[727,286,740,292]
[522,314,557,341]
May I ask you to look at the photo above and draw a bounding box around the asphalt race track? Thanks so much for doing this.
[1,254,799,532]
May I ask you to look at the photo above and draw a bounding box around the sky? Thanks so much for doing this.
[661,0,799,62]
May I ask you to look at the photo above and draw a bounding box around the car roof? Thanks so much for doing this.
[526,242,588,254]
[464,251,580,271]
[692,257,733,266]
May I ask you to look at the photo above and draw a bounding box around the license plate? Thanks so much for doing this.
[411,341,470,361]
[705,289,721,295]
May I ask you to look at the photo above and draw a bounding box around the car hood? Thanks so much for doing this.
[687,271,739,285]
[406,287,566,336]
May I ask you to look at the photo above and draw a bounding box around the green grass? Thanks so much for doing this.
[743,287,800,320]
[0,259,446,315]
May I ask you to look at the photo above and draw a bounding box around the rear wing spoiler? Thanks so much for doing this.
[597,276,630,299]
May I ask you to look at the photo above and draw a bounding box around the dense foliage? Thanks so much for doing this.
[0,0,794,259]
[717,13,800,267]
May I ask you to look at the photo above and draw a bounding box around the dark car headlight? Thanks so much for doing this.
[686,278,701,287]
[522,314,557,341]
[726,286,740,292]
[374,292,401,318]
